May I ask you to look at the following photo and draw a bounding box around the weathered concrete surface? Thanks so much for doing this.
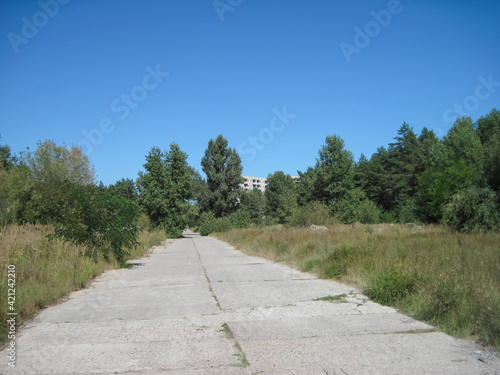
[1,229,499,374]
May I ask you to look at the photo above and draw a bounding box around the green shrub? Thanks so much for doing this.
[50,184,140,266]
[445,186,500,232]
[354,199,381,224]
[229,208,251,228]
[331,190,362,224]
[197,211,232,236]
[379,210,397,223]
[186,203,200,229]
[287,201,332,227]
[367,270,416,305]
[162,215,185,238]
[396,197,420,224]
[197,208,260,235]
[197,211,215,236]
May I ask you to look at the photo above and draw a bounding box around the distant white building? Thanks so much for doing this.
[241,175,299,193]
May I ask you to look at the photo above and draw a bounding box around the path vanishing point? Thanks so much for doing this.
[2,229,499,374]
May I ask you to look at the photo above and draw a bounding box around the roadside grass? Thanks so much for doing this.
[213,224,500,349]
[0,223,166,348]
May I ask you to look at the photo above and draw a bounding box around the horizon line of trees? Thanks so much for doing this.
[1,108,499,263]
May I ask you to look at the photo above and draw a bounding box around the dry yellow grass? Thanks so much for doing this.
[214,224,500,349]
[0,223,165,347]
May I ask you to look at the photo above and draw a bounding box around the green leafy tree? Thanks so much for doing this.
[108,178,137,201]
[413,118,484,222]
[6,141,96,224]
[190,168,208,205]
[296,167,316,206]
[443,116,484,182]
[137,144,191,237]
[164,143,192,236]
[186,168,207,228]
[240,188,266,224]
[420,159,475,222]
[201,135,244,217]
[412,130,447,222]
[0,163,32,225]
[476,109,500,192]
[331,187,369,223]
[265,171,298,223]
[24,140,95,186]
[137,147,169,227]
[0,137,14,170]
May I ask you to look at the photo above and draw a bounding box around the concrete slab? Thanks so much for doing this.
[229,313,434,340]
[204,262,315,282]
[35,283,219,323]
[212,279,356,310]
[14,322,240,374]
[232,332,498,375]
[1,229,498,374]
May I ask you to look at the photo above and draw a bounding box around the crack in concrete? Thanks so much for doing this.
[192,238,252,372]
[221,322,250,369]
[192,238,222,311]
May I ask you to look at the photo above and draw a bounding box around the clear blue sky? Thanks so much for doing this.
[1,0,499,185]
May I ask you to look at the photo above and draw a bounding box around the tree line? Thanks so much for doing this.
[1,108,498,264]
[190,109,499,233]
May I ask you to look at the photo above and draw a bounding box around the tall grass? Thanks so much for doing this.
[0,223,166,347]
[213,224,500,349]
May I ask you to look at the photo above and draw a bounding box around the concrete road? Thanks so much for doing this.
[2,230,499,374]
